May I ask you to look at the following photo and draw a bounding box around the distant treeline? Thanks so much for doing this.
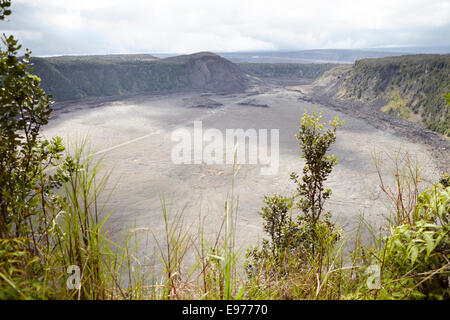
[237,62,339,80]
[31,57,192,101]
[339,54,450,136]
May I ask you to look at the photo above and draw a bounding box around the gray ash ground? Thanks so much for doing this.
[43,87,444,258]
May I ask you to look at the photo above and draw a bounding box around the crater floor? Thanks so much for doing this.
[43,88,442,253]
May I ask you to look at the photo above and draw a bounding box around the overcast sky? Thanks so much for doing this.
[1,0,449,56]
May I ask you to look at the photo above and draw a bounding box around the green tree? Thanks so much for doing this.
[290,110,343,232]
[246,110,343,278]
[0,0,64,244]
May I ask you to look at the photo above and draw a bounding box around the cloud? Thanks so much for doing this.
[0,0,449,55]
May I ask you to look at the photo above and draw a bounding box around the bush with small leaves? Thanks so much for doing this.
[246,110,343,282]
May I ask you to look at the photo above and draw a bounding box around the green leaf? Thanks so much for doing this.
[423,231,436,256]
[410,246,419,266]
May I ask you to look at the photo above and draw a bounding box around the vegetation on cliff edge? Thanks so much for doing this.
[340,55,450,136]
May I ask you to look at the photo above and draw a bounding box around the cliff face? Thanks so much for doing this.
[32,52,248,102]
[335,54,450,136]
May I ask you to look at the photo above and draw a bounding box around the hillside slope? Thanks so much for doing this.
[32,52,248,101]
[336,54,450,136]
[292,59,449,173]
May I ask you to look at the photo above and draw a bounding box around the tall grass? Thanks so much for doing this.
[1,138,146,299]
[0,141,448,299]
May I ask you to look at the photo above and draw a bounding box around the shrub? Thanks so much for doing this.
[245,110,344,296]
[350,175,449,300]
